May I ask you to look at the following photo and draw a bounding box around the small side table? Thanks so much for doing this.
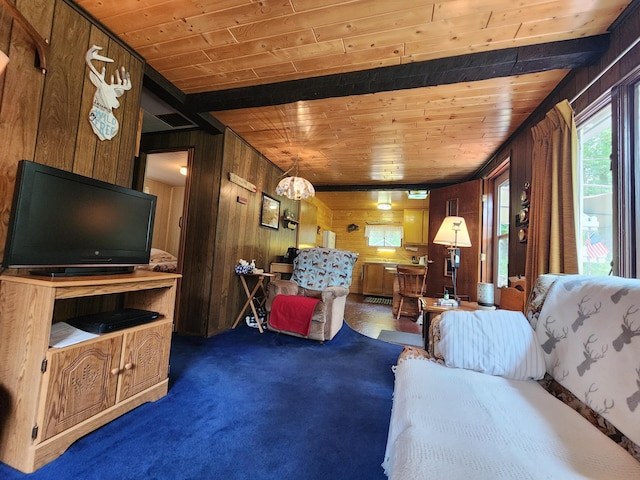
[419,297,481,349]
[270,262,294,280]
[232,273,276,333]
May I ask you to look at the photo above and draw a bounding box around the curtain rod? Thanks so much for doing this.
[570,34,640,104]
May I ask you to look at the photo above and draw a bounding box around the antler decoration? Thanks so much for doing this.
[85,45,131,141]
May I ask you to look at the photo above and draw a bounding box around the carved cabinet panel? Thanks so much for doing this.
[0,271,178,473]
[39,319,172,441]
[41,336,122,440]
[118,321,172,401]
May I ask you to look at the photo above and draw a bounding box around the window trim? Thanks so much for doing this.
[611,67,640,277]
[364,224,403,247]
[481,156,509,285]
[493,169,510,288]
[575,101,613,276]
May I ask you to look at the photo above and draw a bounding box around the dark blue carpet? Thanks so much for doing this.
[0,324,402,479]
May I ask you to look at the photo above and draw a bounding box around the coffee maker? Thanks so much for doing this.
[283,247,298,264]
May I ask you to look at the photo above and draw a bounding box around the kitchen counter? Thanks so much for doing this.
[362,261,420,267]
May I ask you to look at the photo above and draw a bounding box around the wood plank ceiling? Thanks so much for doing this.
[77,0,631,207]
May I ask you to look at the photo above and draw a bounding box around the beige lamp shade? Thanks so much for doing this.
[433,216,472,247]
[275,176,315,200]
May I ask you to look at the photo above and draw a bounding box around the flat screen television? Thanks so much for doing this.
[3,160,157,277]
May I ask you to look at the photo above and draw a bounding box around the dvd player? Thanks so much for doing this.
[67,308,160,334]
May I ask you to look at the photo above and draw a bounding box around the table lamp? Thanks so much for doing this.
[433,216,471,303]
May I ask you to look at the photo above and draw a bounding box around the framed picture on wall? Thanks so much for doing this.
[260,193,280,230]
[446,198,458,216]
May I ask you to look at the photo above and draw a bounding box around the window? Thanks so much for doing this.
[611,68,640,276]
[576,104,613,276]
[493,171,510,287]
[364,225,403,247]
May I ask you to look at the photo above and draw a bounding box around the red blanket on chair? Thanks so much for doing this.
[269,295,320,336]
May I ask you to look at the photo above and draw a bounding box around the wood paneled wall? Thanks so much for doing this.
[166,185,185,256]
[144,178,173,251]
[212,130,298,336]
[143,178,183,256]
[330,209,429,295]
[141,130,222,336]
[427,179,483,300]
[140,128,297,336]
[476,3,640,278]
[297,200,318,248]
[314,197,333,240]
[298,195,332,248]
[301,196,430,295]
[0,0,144,320]
[0,0,143,261]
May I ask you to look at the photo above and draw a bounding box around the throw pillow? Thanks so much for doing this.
[438,310,546,380]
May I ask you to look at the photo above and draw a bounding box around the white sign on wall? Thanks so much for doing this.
[85,45,131,141]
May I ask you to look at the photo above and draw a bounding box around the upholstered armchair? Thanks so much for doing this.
[266,247,359,341]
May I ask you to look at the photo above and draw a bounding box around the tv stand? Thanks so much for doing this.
[0,270,180,473]
[29,266,135,277]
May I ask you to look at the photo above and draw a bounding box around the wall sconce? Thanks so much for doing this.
[0,50,8,74]
[179,166,187,176]
[347,223,360,232]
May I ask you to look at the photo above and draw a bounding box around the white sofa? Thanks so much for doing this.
[383,274,640,479]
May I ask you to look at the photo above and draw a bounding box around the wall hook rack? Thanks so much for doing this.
[1,0,50,74]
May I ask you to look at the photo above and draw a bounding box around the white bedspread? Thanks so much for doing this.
[382,358,640,479]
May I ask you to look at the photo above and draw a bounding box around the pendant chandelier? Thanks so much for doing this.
[275,156,315,200]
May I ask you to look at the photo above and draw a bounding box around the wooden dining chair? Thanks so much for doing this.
[396,265,428,320]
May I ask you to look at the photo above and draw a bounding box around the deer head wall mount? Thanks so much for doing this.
[85,45,131,141]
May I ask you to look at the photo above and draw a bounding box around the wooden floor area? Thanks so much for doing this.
[344,294,421,340]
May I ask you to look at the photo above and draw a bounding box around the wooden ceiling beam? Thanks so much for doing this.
[185,35,609,112]
[314,183,452,192]
[144,64,226,134]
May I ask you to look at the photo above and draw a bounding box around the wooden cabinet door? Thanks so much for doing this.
[118,320,172,401]
[404,209,429,244]
[362,264,384,295]
[421,210,429,244]
[382,266,395,296]
[40,336,122,441]
[404,209,422,244]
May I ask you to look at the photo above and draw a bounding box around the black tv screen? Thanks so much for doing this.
[3,160,156,276]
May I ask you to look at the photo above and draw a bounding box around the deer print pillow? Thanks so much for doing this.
[534,275,640,446]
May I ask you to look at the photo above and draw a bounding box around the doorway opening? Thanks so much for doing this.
[142,150,189,266]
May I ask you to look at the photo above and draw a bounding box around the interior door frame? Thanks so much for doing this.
[134,147,194,327]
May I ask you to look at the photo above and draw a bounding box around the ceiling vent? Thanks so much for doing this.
[156,112,193,128]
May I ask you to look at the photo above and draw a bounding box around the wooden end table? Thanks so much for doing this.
[232,273,276,333]
[419,297,481,349]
